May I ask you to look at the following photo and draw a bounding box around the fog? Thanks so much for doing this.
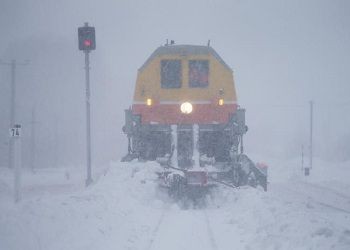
[1,0,350,169]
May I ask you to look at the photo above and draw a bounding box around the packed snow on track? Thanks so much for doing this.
[1,158,350,250]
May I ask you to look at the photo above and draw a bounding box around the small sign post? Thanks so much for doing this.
[10,124,22,202]
[9,125,21,137]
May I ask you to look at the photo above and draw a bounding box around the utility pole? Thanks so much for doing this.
[30,107,38,172]
[309,100,313,170]
[78,22,96,186]
[54,114,58,168]
[0,59,29,169]
[301,144,304,171]
[304,101,313,176]
[9,60,16,170]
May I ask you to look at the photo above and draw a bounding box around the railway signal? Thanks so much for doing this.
[78,22,96,186]
[78,24,96,51]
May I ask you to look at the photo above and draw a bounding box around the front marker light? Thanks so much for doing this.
[219,99,224,106]
[180,102,193,114]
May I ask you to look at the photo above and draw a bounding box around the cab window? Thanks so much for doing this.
[189,60,209,88]
[161,60,182,88]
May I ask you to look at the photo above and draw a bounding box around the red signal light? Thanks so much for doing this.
[78,25,96,50]
[84,40,91,47]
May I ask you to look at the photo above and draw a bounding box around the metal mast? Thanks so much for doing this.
[78,22,96,186]
[85,48,93,186]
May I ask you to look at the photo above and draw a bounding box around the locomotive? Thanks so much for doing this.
[122,43,267,194]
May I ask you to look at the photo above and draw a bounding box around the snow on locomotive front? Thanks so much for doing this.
[122,44,267,191]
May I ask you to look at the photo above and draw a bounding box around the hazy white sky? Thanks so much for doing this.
[1,0,349,166]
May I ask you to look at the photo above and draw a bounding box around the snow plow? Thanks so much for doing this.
[122,43,267,196]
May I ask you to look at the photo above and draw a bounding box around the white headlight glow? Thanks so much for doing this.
[146,98,152,106]
[180,102,193,114]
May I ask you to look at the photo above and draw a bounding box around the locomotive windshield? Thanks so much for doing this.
[161,60,182,88]
[189,60,209,88]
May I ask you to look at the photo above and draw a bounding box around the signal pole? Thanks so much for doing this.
[85,49,92,186]
[78,22,96,186]
[0,59,28,169]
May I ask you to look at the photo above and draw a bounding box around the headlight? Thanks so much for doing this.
[146,98,152,106]
[180,102,193,114]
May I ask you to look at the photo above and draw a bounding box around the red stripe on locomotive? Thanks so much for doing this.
[132,103,237,124]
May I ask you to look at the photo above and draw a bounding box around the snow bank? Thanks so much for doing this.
[0,162,165,250]
[0,158,349,250]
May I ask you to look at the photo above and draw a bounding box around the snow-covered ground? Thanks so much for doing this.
[1,157,350,250]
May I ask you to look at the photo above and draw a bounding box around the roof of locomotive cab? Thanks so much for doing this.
[139,44,233,72]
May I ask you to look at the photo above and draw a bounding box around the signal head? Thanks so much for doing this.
[78,25,96,51]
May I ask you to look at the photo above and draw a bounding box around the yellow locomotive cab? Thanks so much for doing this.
[132,44,237,125]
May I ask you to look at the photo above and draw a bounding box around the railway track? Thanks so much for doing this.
[146,207,219,250]
[145,209,167,250]
[144,175,350,250]
[203,210,219,250]
[274,181,350,215]
[297,181,350,200]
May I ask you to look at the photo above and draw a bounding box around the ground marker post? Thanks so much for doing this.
[9,124,22,202]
